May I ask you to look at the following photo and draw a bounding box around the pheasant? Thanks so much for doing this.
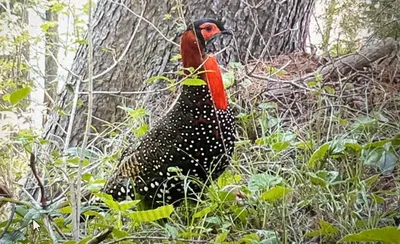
[102,18,235,207]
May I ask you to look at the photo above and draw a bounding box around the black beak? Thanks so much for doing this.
[205,30,233,54]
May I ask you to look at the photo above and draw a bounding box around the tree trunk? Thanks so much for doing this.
[44,7,59,116]
[43,0,315,149]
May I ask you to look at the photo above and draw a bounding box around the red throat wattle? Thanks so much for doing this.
[180,31,228,110]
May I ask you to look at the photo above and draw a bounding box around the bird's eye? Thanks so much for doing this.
[205,25,212,31]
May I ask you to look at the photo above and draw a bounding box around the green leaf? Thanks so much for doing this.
[308,170,340,187]
[271,141,290,152]
[193,205,217,219]
[371,193,385,204]
[165,223,179,238]
[59,206,72,214]
[133,123,149,138]
[145,75,173,84]
[217,171,241,188]
[339,226,400,243]
[215,231,229,243]
[222,69,235,88]
[118,200,140,211]
[182,78,207,86]
[0,230,25,243]
[129,205,174,223]
[260,186,292,203]
[87,179,106,192]
[21,208,40,228]
[308,143,330,168]
[94,193,119,211]
[40,21,58,32]
[305,219,339,238]
[9,87,31,105]
[352,117,378,131]
[170,53,181,61]
[323,86,336,94]
[377,150,397,175]
[238,233,260,244]
[50,1,67,12]
[248,173,283,192]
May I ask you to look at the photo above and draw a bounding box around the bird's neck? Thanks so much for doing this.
[180,31,228,110]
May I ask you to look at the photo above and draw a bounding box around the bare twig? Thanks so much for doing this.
[87,227,114,244]
[29,153,47,208]
[110,0,179,48]
[81,0,146,83]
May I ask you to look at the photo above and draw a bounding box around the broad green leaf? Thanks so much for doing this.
[129,205,174,223]
[364,139,392,149]
[87,179,107,192]
[305,219,339,237]
[217,171,241,188]
[215,231,229,243]
[223,69,235,88]
[248,173,283,192]
[339,226,400,243]
[112,228,129,239]
[182,78,207,86]
[40,21,58,32]
[170,53,181,61]
[50,1,67,12]
[59,206,72,214]
[271,141,290,152]
[308,172,327,187]
[308,171,340,187]
[165,223,179,238]
[230,205,249,223]
[94,193,119,211]
[308,143,330,168]
[260,186,292,203]
[193,204,217,219]
[9,87,31,105]
[352,117,378,131]
[118,200,140,211]
[21,208,40,228]
[378,150,397,175]
[0,230,25,243]
[217,191,237,202]
[238,233,260,244]
[133,123,149,138]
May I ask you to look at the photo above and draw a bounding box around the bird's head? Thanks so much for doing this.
[186,18,232,51]
[180,18,231,68]
[180,18,231,110]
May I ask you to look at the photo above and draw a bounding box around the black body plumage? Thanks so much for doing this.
[103,85,235,207]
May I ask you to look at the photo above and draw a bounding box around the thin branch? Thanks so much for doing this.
[110,0,179,48]
[29,153,47,208]
[81,1,146,83]
[87,227,114,244]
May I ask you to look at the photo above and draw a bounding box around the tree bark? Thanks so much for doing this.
[43,0,316,149]
[44,7,59,114]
